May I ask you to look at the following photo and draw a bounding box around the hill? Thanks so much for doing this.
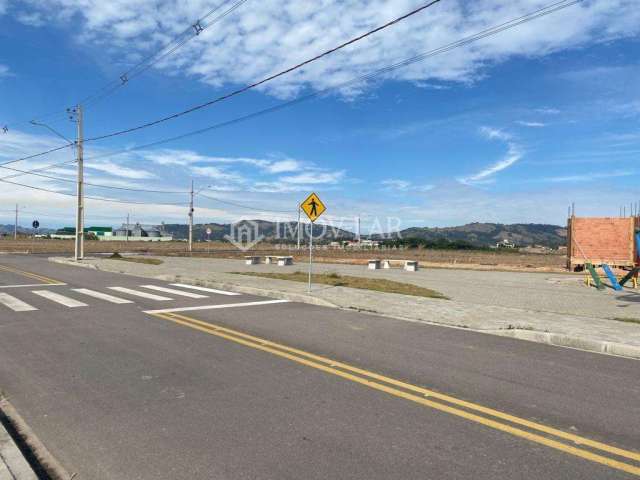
[161,221,566,248]
[388,223,567,248]
[162,220,355,243]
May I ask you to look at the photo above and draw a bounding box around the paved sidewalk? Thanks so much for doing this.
[50,256,640,359]
[0,418,36,480]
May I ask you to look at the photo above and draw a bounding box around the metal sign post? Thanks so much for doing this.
[309,223,313,293]
[32,220,39,254]
[300,192,326,293]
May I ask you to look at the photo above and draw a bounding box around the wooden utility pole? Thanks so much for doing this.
[14,204,18,240]
[74,105,84,261]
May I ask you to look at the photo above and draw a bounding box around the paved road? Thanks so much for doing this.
[0,255,638,479]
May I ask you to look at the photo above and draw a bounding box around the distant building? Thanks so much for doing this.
[51,226,112,240]
[496,239,516,249]
[50,224,171,241]
[111,223,172,241]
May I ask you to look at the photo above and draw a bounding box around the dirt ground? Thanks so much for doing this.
[0,238,566,272]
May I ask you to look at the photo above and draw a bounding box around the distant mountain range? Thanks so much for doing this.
[162,221,567,248]
[385,223,567,248]
[0,221,567,248]
[0,224,56,235]
[162,220,355,243]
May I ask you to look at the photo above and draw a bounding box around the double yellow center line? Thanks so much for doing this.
[150,311,640,476]
[0,264,64,285]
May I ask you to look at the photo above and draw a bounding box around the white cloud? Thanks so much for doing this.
[16,11,45,26]
[280,170,345,185]
[264,159,303,174]
[0,64,11,78]
[85,160,156,179]
[189,165,246,183]
[545,170,637,183]
[381,179,433,192]
[459,127,523,184]
[535,107,561,115]
[516,120,546,128]
[12,0,640,98]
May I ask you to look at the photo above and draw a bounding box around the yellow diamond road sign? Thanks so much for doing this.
[300,192,326,223]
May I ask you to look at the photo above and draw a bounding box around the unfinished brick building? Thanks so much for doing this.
[567,216,639,270]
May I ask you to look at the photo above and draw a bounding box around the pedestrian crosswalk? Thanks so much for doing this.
[72,288,134,304]
[0,283,240,313]
[32,290,88,308]
[108,286,172,301]
[0,292,38,312]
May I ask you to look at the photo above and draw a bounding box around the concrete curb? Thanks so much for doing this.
[0,398,71,480]
[0,410,36,480]
[492,329,640,359]
[48,257,640,360]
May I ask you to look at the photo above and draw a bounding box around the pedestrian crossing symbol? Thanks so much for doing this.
[300,192,326,223]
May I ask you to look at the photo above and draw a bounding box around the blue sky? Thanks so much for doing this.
[0,0,639,233]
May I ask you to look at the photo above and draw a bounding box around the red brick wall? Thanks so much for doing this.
[569,217,634,266]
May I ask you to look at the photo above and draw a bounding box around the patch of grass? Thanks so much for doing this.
[234,271,448,299]
[107,253,163,265]
[611,317,640,325]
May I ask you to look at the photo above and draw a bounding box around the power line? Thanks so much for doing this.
[81,0,250,109]
[0,159,78,181]
[69,0,580,166]
[0,177,190,206]
[1,0,249,131]
[0,162,189,194]
[83,0,442,143]
[197,192,294,214]
[0,143,76,168]
[2,0,580,172]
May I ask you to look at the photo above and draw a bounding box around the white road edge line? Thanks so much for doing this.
[72,288,134,304]
[144,299,289,314]
[0,283,67,289]
[108,287,172,301]
[0,292,38,312]
[169,283,241,296]
[32,290,88,308]
[140,285,208,299]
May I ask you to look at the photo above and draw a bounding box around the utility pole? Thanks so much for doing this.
[357,215,361,243]
[74,105,84,261]
[126,213,130,242]
[188,180,194,254]
[14,204,18,240]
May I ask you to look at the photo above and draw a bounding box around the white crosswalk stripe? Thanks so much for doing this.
[170,283,241,296]
[140,285,208,299]
[0,292,38,312]
[108,287,172,301]
[32,290,88,308]
[73,288,134,304]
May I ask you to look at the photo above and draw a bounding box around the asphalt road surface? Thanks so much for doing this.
[0,254,638,479]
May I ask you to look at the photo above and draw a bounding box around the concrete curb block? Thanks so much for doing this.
[47,257,640,361]
[493,330,640,360]
[49,257,99,270]
[0,398,71,480]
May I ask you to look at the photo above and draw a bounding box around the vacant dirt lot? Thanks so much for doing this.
[0,238,566,271]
